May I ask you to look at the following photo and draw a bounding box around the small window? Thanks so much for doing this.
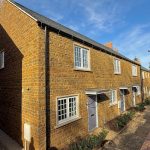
[142,72,145,79]
[110,90,117,105]
[57,95,79,125]
[136,86,141,95]
[74,45,90,70]
[114,58,121,74]
[132,65,137,76]
[0,51,4,69]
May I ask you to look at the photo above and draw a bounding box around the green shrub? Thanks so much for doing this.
[69,130,108,150]
[116,111,135,129]
[135,103,145,111]
[144,99,150,105]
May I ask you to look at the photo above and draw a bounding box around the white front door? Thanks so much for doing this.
[133,91,136,106]
[88,95,98,131]
[120,90,125,112]
[132,87,136,106]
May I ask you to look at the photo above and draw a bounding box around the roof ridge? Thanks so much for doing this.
[8,0,140,65]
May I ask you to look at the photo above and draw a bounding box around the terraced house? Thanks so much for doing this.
[141,66,150,100]
[0,0,142,149]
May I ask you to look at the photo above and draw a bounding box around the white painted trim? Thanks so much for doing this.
[114,58,121,74]
[85,91,97,95]
[132,91,136,106]
[132,64,137,76]
[73,43,91,71]
[56,94,80,126]
[96,95,98,128]
[7,0,37,21]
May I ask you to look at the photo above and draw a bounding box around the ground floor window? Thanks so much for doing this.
[136,86,141,95]
[57,95,79,125]
[110,90,117,105]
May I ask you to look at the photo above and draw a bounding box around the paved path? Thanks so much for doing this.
[0,129,23,150]
[140,132,150,150]
[103,106,150,150]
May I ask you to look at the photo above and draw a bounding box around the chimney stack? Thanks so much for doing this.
[134,57,141,64]
[104,42,113,49]
[104,42,118,52]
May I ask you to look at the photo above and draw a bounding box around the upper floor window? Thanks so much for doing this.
[110,90,117,105]
[0,51,4,69]
[132,65,137,76]
[57,95,79,125]
[74,45,90,70]
[114,58,121,74]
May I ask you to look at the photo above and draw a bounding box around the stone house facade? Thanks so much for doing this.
[141,66,150,100]
[0,0,143,149]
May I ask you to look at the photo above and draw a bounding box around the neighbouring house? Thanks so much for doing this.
[0,0,143,149]
[141,66,150,100]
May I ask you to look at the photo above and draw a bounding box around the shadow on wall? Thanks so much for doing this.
[0,25,23,147]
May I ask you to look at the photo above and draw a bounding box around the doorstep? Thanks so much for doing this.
[140,132,150,150]
[0,129,23,150]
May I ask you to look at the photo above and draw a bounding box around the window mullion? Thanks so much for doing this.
[81,48,83,68]
[67,97,69,119]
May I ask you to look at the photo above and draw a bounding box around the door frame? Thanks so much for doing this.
[132,87,137,107]
[88,95,98,131]
[132,91,136,106]
[120,90,126,112]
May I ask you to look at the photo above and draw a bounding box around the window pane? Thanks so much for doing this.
[58,98,67,121]
[75,46,81,67]
[0,51,4,69]
[69,97,77,117]
[83,49,88,68]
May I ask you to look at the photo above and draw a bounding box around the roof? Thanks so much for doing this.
[9,0,140,65]
[141,66,150,72]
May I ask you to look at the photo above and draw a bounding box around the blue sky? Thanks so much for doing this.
[14,0,150,68]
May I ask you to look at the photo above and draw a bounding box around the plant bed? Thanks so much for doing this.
[144,99,150,106]
[135,103,145,112]
[69,130,108,150]
[106,110,135,132]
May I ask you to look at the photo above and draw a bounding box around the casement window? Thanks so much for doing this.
[0,51,4,69]
[142,72,145,79]
[114,58,121,74]
[57,95,79,125]
[110,90,117,105]
[74,45,90,70]
[136,86,141,95]
[132,65,137,76]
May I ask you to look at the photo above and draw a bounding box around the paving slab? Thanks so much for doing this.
[141,132,150,150]
[0,129,23,150]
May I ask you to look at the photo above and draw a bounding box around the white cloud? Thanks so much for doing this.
[113,24,150,68]
[79,0,125,32]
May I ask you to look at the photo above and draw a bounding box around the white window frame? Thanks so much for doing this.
[0,51,4,69]
[56,95,79,126]
[114,58,121,74]
[136,86,141,96]
[110,90,117,106]
[132,65,137,76]
[142,72,145,79]
[74,44,90,71]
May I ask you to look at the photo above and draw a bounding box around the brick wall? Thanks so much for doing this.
[0,1,143,150]
[0,1,46,149]
[142,70,150,99]
[49,32,142,149]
